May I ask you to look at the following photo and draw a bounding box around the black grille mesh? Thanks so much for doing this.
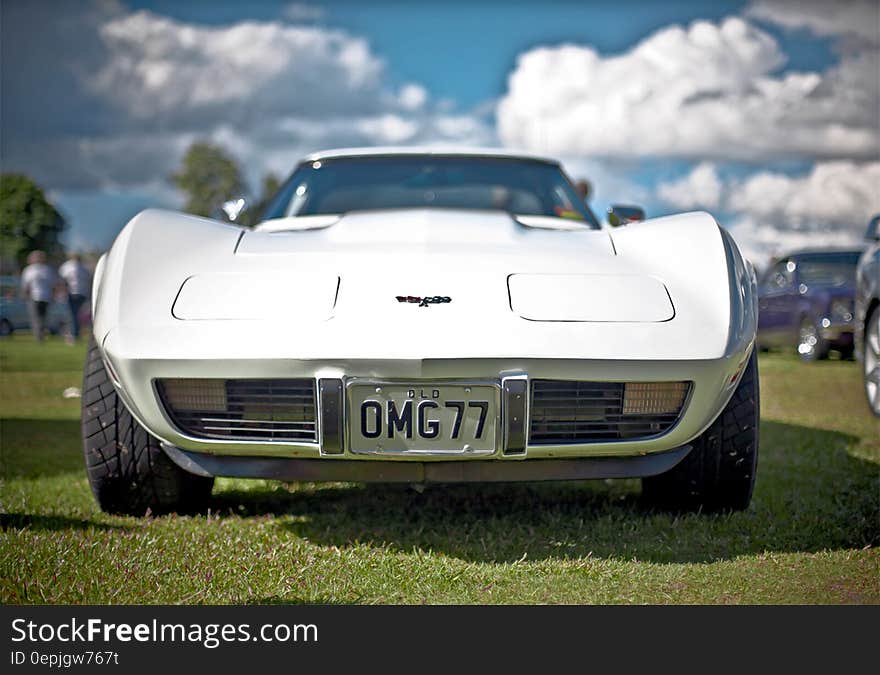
[529,380,689,444]
[157,378,317,442]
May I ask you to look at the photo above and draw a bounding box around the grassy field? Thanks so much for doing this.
[1,335,877,604]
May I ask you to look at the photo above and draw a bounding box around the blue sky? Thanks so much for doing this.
[1,0,877,266]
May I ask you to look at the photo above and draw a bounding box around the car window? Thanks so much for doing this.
[0,279,18,299]
[261,156,601,228]
[796,252,860,287]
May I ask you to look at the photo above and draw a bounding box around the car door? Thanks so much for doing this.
[759,259,798,346]
[0,279,29,330]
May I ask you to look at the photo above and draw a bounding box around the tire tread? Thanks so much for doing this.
[81,337,213,515]
[643,348,759,512]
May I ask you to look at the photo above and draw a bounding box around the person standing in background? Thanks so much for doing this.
[58,253,92,343]
[574,179,592,203]
[20,250,57,342]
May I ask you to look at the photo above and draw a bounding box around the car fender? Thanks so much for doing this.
[92,209,244,348]
[610,211,756,360]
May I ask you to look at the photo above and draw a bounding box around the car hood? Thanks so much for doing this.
[96,207,741,361]
[222,208,673,324]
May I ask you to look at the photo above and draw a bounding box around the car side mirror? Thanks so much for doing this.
[866,215,880,241]
[217,197,249,223]
[607,204,645,227]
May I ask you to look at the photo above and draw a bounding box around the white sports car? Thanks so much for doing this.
[82,148,759,515]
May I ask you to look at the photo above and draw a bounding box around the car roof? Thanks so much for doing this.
[300,146,560,165]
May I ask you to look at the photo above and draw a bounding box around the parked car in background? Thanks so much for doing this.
[855,215,880,416]
[758,249,863,361]
[0,275,69,337]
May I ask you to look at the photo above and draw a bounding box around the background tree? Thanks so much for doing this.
[170,142,247,217]
[0,173,66,271]
[244,172,282,226]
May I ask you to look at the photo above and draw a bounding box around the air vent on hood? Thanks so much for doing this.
[508,274,674,322]
[172,273,339,321]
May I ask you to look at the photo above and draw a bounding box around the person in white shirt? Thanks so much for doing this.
[58,253,92,341]
[20,250,58,341]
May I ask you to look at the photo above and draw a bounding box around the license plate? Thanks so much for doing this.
[348,382,499,455]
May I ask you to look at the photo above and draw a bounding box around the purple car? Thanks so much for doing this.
[758,249,863,361]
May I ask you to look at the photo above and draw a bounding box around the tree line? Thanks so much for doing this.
[1,142,278,271]
[169,142,280,223]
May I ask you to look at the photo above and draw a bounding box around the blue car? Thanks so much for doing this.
[0,275,70,337]
[758,249,863,361]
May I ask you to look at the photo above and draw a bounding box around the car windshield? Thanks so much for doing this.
[260,155,600,228]
[797,252,861,287]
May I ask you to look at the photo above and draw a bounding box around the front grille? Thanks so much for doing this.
[529,380,689,444]
[156,378,317,442]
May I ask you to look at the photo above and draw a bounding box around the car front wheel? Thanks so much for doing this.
[642,348,759,512]
[81,337,214,515]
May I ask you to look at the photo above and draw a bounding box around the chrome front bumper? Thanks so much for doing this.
[102,351,749,467]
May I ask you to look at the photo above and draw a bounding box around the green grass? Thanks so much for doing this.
[1,334,878,604]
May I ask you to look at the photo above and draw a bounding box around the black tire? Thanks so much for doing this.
[642,348,759,512]
[81,337,213,515]
[0,318,12,336]
[797,316,829,361]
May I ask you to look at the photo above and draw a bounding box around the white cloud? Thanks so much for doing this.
[283,3,324,23]
[425,114,495,146]
[398,83,428,110]
[726,216,862,271]
[659,159,880,228]
[356,114,420,144]
[91,11,387,125]
[659,160,880,269]
[18,9,490,192]
[64,110,493,198]
[560,157,652,212]
[728,161,880,227]
[657,162,723,209]
[746,0,879,47]
[497,16,879,161]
